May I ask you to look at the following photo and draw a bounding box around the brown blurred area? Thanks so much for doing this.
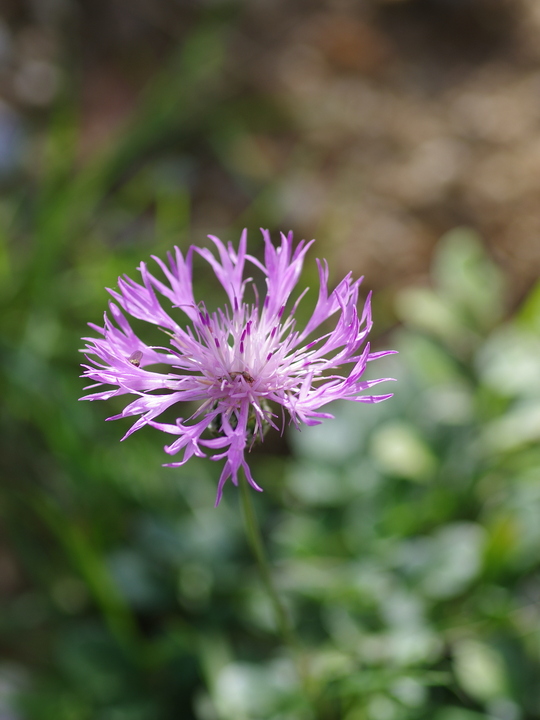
[1,0,540,301]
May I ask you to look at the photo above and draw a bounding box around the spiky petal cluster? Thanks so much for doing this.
[81,230,395,504]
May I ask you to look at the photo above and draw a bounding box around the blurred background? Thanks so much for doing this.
[2,0,540,718]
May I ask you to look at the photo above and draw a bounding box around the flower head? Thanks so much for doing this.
[81,230,395,504]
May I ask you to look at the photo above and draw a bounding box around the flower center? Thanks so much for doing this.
[224,370,255,384]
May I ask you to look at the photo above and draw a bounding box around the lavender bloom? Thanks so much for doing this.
[81,230,395,504]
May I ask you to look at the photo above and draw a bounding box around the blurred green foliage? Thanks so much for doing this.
[1,15,540,720]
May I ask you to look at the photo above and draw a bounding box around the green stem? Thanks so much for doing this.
[239,475,313,704]
[239,475,294,645]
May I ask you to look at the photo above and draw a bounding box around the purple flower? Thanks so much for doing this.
[81,230,395,505]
